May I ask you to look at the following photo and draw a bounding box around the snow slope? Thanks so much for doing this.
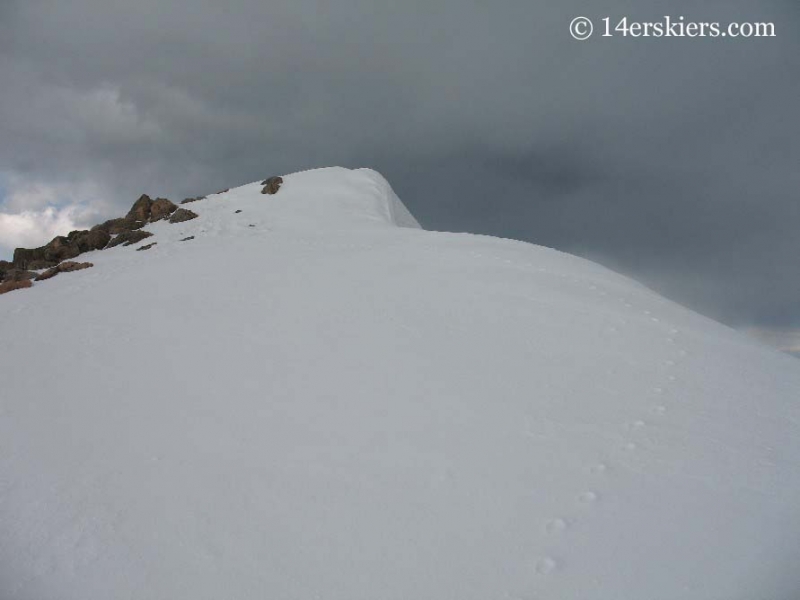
[1,167,799,600]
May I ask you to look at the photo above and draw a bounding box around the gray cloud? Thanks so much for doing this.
[1,0,799,331]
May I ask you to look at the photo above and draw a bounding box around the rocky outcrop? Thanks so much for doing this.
[169,208,198,224]
[71,229,112,253]
[59,261,94,273]
[35,261,94,282]
[106,230,154,249]
[12,236,78,270]
[150,198,178,221]
[179,236,195,242]
[5,187,204,297]
[12,247,51,270]
[3,268,37,282]
[261,176,283,195]
[127,194,153,222]
[136,242,157,251]
[45,236,82,263]
[0,279,32,295]
[92,218,146,235]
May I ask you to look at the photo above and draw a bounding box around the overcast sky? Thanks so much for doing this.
[1,0,798,348]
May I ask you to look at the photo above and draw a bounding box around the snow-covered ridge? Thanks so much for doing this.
[223,166,422,231]
[1,167,799,600]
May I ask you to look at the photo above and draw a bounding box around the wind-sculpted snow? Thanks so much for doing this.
[0,167,798,600]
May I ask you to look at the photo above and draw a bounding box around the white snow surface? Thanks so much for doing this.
[1,167,799,600]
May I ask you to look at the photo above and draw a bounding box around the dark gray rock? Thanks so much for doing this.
[0,260,12,282]
[126,194,153,222]
[260,176,283,195]
[92,217,146,235]
[3,268,38,282]
[106,230,154,249]
[150,198,178,221]
[12,246,48,270]
[169,208,198,224]
[74,229,111,252]
[42,236,81,263]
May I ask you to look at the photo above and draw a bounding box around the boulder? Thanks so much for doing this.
[260,176,283,195]
[0,279,32,295]
[126,194,153,222]
[169,208,198,224]
[74,229,111,252]
[93,218,146,235]
[0,260,11,281]
[3,268,38,282]
[150,198,178,222]
[42,236,81,263]
[12,246,48,270]
[106,230,154,249]
[59,261,94,273]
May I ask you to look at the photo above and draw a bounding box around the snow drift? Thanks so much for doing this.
[1,167,798,600]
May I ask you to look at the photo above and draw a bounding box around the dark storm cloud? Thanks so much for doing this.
[1,0,798,331]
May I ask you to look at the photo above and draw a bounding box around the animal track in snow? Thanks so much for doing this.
[545,518,568,534]
[577,491,599,505]
[535,556,559,575]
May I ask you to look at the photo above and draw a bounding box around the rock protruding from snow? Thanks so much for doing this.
[169,208,199,223]
[35,261,94,281]
[261,176,283,195]
[0,278,32,294]
[150,198,179,221]
[126,194,154,222]
[106,230,154,249]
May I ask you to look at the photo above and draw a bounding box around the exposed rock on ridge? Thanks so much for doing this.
[261,176,283,195]
[3,172,285,295]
